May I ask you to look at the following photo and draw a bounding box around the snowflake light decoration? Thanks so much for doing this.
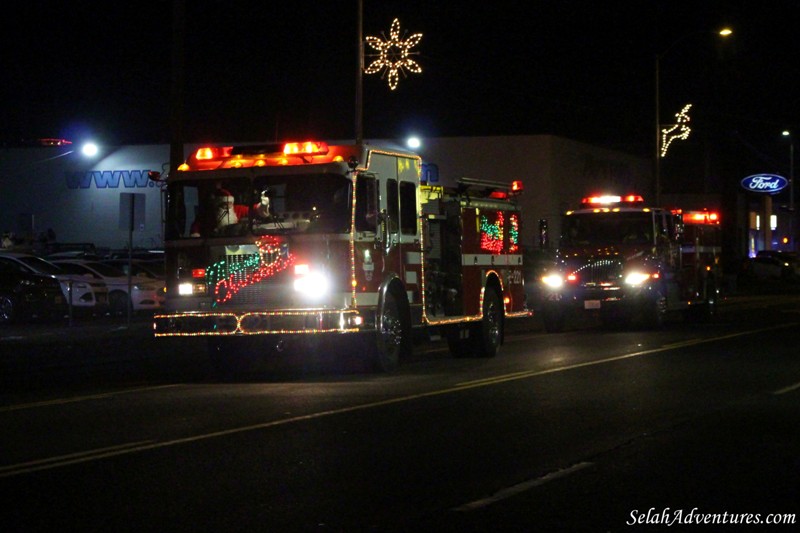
[365,18,422,90]
[660,103,692,157]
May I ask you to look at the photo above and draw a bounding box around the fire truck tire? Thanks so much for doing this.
[374,290,410,372]
[475,287,504,358]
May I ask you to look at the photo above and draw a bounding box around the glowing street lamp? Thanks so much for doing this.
[81,142,99,157]
[406,136,421,150]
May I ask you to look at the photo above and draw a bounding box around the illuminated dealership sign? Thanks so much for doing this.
[740,174,788,193]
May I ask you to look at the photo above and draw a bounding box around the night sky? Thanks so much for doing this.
[1,0,797,167]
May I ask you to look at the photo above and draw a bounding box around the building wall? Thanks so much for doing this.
[0,144,170,251]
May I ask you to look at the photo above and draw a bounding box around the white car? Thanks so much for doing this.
[52,259,165,315]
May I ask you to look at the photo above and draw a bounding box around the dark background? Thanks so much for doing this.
[1,1,797,188]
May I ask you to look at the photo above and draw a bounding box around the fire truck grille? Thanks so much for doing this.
[570,258,623,285]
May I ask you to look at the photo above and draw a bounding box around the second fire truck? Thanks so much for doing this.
[537,194,722,331]
[152,141,529,371]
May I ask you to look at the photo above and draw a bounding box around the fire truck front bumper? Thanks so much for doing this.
[543,283,655,315]
[153,308,374,337]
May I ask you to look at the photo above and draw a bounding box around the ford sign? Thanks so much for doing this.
[741,174,788,193]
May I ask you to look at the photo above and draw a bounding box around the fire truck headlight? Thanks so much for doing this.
[624,272,651,286]
[541,273,564,289]
[293,270,330,296]
[178,282,195,295]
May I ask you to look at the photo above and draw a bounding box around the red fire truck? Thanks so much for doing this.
[537,194,721,331]
[152,141,529,371]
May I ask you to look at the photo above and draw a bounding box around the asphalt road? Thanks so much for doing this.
[1,286,799,532]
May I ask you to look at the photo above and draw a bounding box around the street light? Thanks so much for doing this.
[782,130,795,250]
[81,142,99,157]
[654,27,732,205]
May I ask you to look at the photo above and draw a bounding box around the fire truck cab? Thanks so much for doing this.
[152,141,528,372]
[537,195,721,331]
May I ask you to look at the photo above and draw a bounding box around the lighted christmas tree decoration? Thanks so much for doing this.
[365,18,422,90]
[480,212,505,254]
[509,214,520,253]
[660,103,692,157]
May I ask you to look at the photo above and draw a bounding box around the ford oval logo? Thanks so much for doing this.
[741,174,788,193]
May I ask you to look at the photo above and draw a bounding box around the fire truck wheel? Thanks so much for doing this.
[475,288,504,358]
[374,291,410,372]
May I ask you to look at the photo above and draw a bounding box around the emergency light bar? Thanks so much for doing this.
[178,141,345,171]
[683,210,720,224]
[195,146,232,160]
[283,141,329,156]
[581,195,644,206]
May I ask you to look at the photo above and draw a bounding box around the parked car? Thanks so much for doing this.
[0,263,67,324]
[0,252,109,315]
[52,259,165,315]
[743,250,800,280]
[755,250,800,278]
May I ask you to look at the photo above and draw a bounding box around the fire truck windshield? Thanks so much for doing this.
[562,211,654,247]
[165,174,352,239]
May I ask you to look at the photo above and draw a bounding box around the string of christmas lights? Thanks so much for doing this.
[206,236,294,304]
[661,103,692,157]
[480,211,505,254]
[509,214,520,253]
[365,18,423,90]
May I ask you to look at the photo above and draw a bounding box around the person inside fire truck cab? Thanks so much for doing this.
[214,188,248,231]
[253,188,272,220]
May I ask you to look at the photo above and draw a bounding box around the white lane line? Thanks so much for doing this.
[452,462,594,512]
[773,381,800,395]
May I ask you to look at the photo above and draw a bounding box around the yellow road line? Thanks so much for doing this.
[2,323,796,478]
[0,384,181,413]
